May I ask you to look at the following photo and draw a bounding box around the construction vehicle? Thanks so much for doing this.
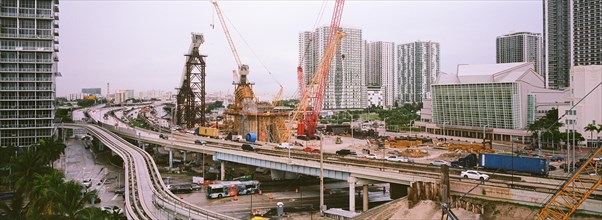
[288,0,346,139]
[335,137,342,144]
[536,147,602,219]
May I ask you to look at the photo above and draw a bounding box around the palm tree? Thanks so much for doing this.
[584,123,597,147]
[52,181,99,220]
[37,138,67,167]
[74,207,109,220]
[26,169,65,217]
[9,149,52,194]
[597,124,602,148]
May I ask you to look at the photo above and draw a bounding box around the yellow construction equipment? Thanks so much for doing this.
[536,147,602,220]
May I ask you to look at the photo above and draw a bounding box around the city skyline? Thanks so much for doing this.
[56,1,542,100]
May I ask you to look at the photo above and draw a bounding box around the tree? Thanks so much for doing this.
[528,109,564,149]
[26,170,65,216]
[9,149,53,194]
[585,123,597,147]
[0,193,25,220]
[37,139,67,167]
[52,181,100,220]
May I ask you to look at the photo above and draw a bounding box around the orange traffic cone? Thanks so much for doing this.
[295,188,299,193]
[234,195,238,201]
[259,190,263,195]
[179,194,183,199]
[269,194,273,200]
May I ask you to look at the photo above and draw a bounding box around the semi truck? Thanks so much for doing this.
[450,153,478,168]
[479,153,549,176]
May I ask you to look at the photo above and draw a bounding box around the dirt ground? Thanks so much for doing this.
[390,200,480,220]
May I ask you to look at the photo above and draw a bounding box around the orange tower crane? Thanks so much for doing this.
[289,0,346,138]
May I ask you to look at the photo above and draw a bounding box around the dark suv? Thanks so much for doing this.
[336,149,352,156]
[242,144,258,152]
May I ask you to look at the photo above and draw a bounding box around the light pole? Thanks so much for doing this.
[410,120,415,137]
[319,132,324,215]
[483,124,488,140]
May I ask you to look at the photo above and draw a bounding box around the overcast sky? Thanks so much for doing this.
[57,0,543,101]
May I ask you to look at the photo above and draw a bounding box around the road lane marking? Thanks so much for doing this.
[111,194,119,201]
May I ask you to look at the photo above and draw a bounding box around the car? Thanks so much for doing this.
[336,149,353,156]
[303,147,320,153]
[159,134,169,140]
[386,156,403,162]
[461,170,490,181]
[551,156,564,162]
[364,154,380,159]
[242,144,259,152]
[194,140,207,145]
[430,160,449,166]
[190,184,202,191]
[101,206,123,214]
[169,184,193,194]
[82,178,92,188]
[276,143,292,149]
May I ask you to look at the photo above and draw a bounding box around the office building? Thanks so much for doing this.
[397,41,440,104]
[558,65,602,145]
[0,0,60,146]
[299,26,366,109]
[416,63,570,142]
[496,32,544,76]
[82,88,101,95]
[544,0,601,89]
[366,41,396,108]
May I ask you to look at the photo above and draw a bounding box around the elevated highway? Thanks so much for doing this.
[64,123,236,220]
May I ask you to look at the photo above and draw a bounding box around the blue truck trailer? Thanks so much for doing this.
[479,153,549,176]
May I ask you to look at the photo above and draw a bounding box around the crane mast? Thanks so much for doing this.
[290,0,346,138]
[211,0,249,80]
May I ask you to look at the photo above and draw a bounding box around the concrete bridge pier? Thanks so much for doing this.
[168,148,173,169]
[183,151,187,162]
[220,161,225,181]
[363,185,369,211]
[348,176,357,212]
[390,183,408,199]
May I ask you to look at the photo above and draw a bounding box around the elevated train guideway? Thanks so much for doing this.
[71,119,602,216]
[63,123,236,220]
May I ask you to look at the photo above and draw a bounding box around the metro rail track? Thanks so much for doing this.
[69,123,237,220]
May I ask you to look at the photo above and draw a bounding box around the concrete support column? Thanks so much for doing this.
[363,185,369,212]
[348,176,357,212]
[168,148,173,169]
[183,151,187,162]
[196,153,200,163]
[220,161,225,181]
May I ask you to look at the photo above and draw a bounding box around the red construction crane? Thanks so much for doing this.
[289,0,346,138]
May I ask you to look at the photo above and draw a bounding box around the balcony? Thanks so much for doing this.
[18,78,36,81]
[0,68,18,72]
[0,87,18,91]
[53,29,59,36]
[0,115,17,119]
[0,77,17,81]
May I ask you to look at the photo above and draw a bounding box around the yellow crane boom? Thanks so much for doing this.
[536,147,602,220]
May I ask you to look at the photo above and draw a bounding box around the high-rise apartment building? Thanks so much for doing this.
[544,0,601,89]
[572,1,601,66]
[299,26,366,109]
[397,41,440,104]
[0,0,60,147]
[366,41,396,107]
[496,32,544,76]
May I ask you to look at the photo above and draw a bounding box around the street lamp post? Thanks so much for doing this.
[319,132,324,215]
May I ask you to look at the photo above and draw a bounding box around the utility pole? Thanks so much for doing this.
[319,132,324,215]
[538,129,543,157]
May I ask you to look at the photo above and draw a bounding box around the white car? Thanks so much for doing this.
[430,160,449,166]
[386,156,413,163]
[365,154,380,159]
[461,170,490,181]
[276,143,292,149]
[101,205,123,214]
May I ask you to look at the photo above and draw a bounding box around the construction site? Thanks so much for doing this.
[154,0,602,219]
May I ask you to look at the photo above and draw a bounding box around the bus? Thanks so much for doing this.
[206,180,260,199]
